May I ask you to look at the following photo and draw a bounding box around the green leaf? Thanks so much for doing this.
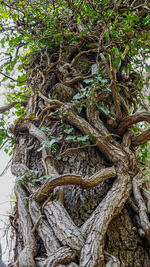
[114,56,121,70]
[25,202,29,209]
[28,113,35,119]
[76,106,83,114]
[39,175,51,180]
[43,136,62,147]
[73,93,83,101]
[147,96,150,103]
[65,135,77,141]
[77,135,89,142]
[89,134,97,143]
[32,179,40,183]
[83,78,93,84]
[64,127,74,134]
[14,104,21,109]
[96,104,110,115]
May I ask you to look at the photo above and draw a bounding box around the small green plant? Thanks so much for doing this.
[137,143,149,163]
[43,136,63,153]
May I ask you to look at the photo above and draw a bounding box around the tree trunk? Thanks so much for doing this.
[9,65,150,266]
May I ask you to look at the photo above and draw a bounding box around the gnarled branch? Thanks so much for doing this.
[29,199,60,254]
[33,167,116,202]
[60,105,128,166]
[132,128,150,147]
[80,171,131,267]
[132,172,150,245]
[44,201,85,252]
[14,185,37,267]
[35,247,77,267]
[117,112,150,135]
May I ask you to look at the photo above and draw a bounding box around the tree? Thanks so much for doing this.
[0,0,150,266]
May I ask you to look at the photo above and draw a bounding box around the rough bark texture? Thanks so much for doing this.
[9,80,150,266]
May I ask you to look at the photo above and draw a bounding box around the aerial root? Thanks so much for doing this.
[132,172,150,245]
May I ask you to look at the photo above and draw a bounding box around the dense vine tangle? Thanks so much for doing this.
[0,0,149,266]
[9,48,150,266]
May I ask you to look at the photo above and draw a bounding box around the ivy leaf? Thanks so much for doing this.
[64,127,74,134]
[65,135,77,141]
[39,175,51,180]
[96,104,110,115]
[28,113,35,119]
[76,106,83,114]
[32,179,41,183]
[73,93,83,101]
[43,137,62,147]
[89,134,97,143]
[14,104,21,109]
[77,135,89,142]
[83,78,93,84]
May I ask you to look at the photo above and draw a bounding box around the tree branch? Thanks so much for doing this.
[132,172,150,245]
[80,171,131,267]
[29,199,60,254]
[60,105,128,166]
[14,185,37,267]
[44,201,85,252]
[132,128,150,147]
[0,70,26,83]
[0,100,27,113]
[33,167,116,202]
[117,112,150,135]
[62,74,95,86]
[35,247,77,267]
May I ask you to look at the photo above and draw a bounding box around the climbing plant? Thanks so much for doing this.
[0,0,150,266]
